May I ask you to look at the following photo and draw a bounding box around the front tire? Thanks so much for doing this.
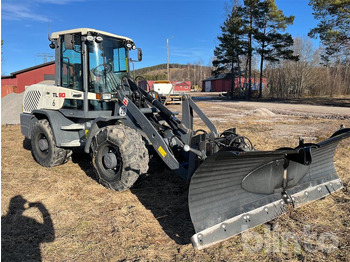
[91,125,149,191]
[31,119,72,167]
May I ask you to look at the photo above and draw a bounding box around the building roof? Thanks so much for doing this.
[50,28,133,42]
[1,61,55,79]
[174,81,191,86]
[203,73,233,81]
[1,75,15,79]
[11,61,55,76]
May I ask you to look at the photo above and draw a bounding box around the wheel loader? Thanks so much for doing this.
[20,28,350,249]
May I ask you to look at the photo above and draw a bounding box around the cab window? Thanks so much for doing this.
[61,34,83,91]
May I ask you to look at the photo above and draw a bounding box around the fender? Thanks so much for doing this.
[28,109,81,147]
[83,116,130,153]
[20,113,38,139]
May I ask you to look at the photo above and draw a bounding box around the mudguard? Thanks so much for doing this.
[188,128,350,249]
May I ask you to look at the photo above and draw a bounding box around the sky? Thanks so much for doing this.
[1,0,319,76]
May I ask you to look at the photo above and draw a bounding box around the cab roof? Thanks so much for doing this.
[50,28,133,42]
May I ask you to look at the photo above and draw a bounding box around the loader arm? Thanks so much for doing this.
[103,77,223,180]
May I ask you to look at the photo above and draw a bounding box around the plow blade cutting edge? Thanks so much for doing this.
[188,128,350,249]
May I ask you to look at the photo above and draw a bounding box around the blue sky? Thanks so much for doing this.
[1,0,319,75]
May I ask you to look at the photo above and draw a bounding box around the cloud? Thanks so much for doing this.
[2,3,50,22]
[35,0,84,4]
[2,0,84,22]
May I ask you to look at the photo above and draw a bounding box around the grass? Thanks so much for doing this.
[1,100,350,261]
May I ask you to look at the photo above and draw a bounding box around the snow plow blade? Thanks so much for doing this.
[188,128,350,250]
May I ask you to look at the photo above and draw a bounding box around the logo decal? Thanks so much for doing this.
[119,105,127,116]
[122,98,129,106]
[53,93,66,98]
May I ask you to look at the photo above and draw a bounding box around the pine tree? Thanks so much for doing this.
[254,0,297,98]
[213,0,298,99]
[213,3,247,99]
[242,0,260,99]
[308,0,350,63]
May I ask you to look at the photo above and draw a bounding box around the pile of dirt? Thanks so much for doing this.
[1,92,24,125]
[245,108,276,117]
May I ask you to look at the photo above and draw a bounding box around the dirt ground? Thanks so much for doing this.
[1,99,350,261]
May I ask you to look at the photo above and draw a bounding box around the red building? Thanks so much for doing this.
[1,61,191,98]
[1,61,55,97]
[202,73,267,93]
[173,81,191,92]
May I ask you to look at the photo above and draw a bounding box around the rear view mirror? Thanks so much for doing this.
[137,48,142,61]
[64,34,74,50]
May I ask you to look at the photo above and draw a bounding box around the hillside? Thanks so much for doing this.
[134,63,212,87]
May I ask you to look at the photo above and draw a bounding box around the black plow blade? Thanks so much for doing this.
[188,128,350,249]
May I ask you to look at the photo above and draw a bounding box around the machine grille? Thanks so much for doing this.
[23,90,42,112]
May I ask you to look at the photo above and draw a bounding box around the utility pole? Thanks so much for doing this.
[167,38,169,81]
[36,53,54,63]
[167,36,174,81]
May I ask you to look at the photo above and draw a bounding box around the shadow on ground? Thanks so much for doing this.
[71,151,194,245]
[1,195,55,262]
[71,149,98,183]
[250,97,350,107]
[22,140,194,245]
[131,159,194,245]
[193,95,350,107]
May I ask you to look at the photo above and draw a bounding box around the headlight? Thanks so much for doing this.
[96,93,112,100]
[102,93,112,100]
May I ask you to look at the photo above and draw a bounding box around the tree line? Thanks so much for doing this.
[265,37,350,98]
[134,62,211,88]
[213,0,350,99]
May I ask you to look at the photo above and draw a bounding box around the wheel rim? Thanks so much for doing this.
[96,143,123,181]
[37,133,50,156]
[39,137,49,151]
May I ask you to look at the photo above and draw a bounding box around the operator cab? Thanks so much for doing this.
[49,28,142,111]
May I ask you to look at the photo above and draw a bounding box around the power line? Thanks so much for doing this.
[36,53,54,63]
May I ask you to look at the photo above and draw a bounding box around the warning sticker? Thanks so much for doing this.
[122,98,129,106]
[158,146,167,158]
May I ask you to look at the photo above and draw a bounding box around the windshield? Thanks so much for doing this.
[88,36,129,94]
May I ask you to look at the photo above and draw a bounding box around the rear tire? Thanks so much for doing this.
[31,119,72,167]
[91,125,149,191]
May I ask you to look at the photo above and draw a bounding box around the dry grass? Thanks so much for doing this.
[2,100,350,261]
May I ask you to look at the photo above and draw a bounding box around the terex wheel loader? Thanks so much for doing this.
[20,28,350,249]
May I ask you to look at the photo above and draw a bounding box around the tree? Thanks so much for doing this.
[242,0,264,99]
[309,0,350,96]
[308,0,350,63]
[213,2,247,99]
[254,0,298,97]
[213,0,299,99]
[264,36,350,98]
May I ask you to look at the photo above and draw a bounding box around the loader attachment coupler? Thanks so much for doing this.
[188,128,350,249]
